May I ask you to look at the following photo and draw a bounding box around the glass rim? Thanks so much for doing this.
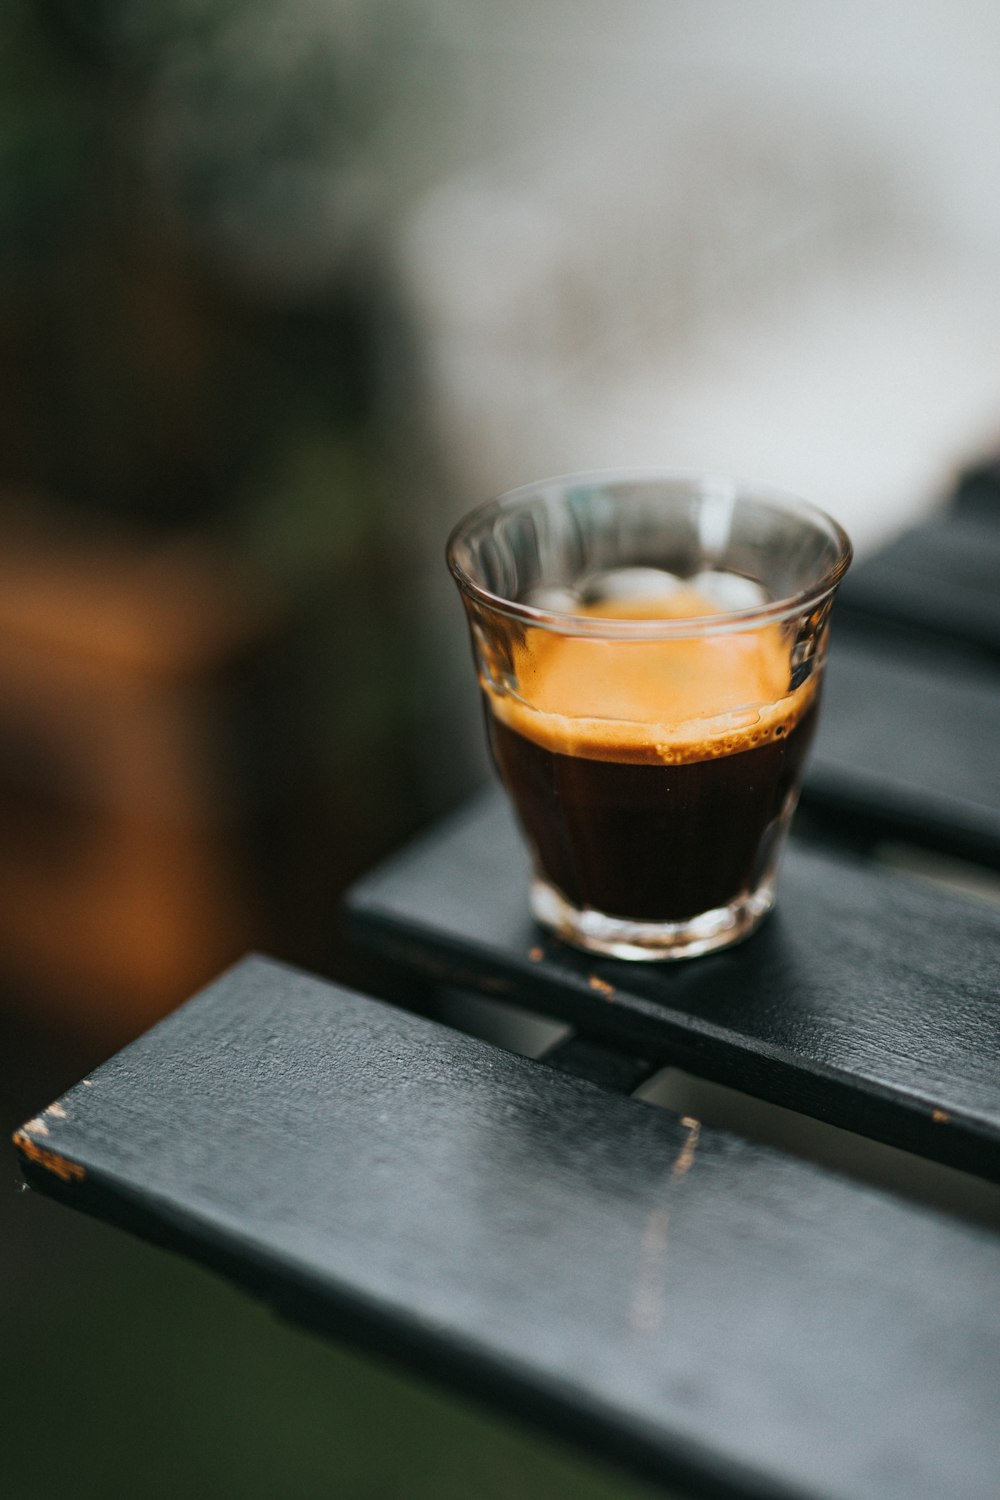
[446,467,853,638]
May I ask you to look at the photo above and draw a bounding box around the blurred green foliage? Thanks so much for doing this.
[0,0,408,529]
[0,0,462,886]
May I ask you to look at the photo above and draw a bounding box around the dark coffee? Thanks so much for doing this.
[478,590,819,924]
[487,697,818,921]
[451,481,850,956]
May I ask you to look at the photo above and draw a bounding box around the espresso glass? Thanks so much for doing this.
[447,470,852,960]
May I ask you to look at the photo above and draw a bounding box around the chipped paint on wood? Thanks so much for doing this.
[932,1108,950,1124]
[12,1131,87,1183]
[588,975,615,998]
[630,1118,703,1334]
[673,1117,701,1177]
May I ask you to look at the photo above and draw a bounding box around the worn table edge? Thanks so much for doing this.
[11,1079,795,1500]
[345,895,1000,1181]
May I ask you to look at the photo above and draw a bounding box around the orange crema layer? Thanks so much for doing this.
[483,590,817,765]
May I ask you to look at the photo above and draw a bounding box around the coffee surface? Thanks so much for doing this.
[481,590,820,921]
[484,591,814,765]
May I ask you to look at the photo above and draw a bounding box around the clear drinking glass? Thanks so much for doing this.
[447,470,852,960]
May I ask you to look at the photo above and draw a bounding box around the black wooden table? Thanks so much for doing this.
[14,483,1000,1500]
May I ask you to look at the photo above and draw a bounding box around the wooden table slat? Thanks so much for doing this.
[14,956,1000,1500]
[347,792,1000,1179]
[836,509,1000,651]
[806,624,1000,866]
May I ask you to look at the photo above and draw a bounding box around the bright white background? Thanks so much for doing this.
[376,0,1000,554]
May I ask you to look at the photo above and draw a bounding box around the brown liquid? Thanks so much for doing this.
[482,593,818,922]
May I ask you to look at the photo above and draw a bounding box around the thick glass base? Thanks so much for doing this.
[530,875,777,961]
